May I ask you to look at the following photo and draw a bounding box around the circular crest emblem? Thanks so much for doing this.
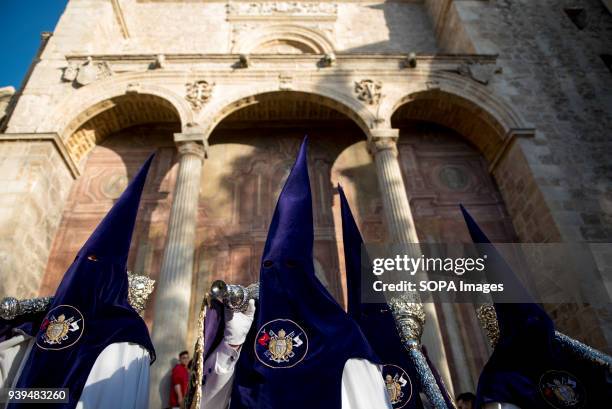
[254,319,308,368]
[36,305,85,351]
[539,370,586,409]
[382,364,413,408]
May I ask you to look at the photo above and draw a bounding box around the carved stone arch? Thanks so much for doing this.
[38,77,193,137]
[197,84,376,140]
[385,73,533,164]
[235,24,334,54]
[39,78,191,166]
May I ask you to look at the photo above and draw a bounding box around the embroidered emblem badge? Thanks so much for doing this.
[539,370,586,409]
[382,364,413,408]
[255,319,308,368]
[36,305,84,350]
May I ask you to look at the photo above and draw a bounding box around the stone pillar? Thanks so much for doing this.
[149,139,205,408]
[369,128,454,396]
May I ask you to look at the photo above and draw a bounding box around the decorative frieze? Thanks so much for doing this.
[227,2,338,21]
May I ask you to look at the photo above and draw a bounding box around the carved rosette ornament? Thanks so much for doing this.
[354,79,382,105]
[186,80,215,111]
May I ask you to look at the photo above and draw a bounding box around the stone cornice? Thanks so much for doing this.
[61,53,499,76]
[64,53,498,64]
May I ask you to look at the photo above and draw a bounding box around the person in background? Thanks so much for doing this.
[170,350,190,409]
[456,392,476,409]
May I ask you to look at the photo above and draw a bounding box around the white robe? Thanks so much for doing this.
[0,335,150,409]
[201,341,393,409]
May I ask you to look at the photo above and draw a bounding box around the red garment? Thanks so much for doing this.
[169,364,189,407]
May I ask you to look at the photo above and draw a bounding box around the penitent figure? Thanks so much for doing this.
[197,138,392,409]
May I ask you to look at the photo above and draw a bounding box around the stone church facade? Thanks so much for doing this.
[1,0,610,406]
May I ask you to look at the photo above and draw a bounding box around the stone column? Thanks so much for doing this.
[149,139,205,408]
[369,128,455,396]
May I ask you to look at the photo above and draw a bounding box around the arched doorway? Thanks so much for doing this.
[391,92,520,393]
[190,91,371,339]
[41,94,182,329]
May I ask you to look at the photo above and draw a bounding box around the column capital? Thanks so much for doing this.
[177,140,206,159]
[368,129,399,155]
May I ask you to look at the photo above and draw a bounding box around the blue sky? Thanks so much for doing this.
[0,1,68,88]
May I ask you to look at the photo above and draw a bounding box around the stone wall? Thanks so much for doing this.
[435,0,612,243]
[429,0,612,350]
[0,139,73,297]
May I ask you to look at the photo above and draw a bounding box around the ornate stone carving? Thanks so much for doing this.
[227,2,338,20]
[62,63,79,82]
[185,80,214,111]
[354,79,382,105]
[62,57,113,87]
[456,62,501,85]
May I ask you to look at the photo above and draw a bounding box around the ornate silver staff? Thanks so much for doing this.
[0,273,155,319]
[208,280,259,311]
[388,294,454,409]
[477,304,611,368]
